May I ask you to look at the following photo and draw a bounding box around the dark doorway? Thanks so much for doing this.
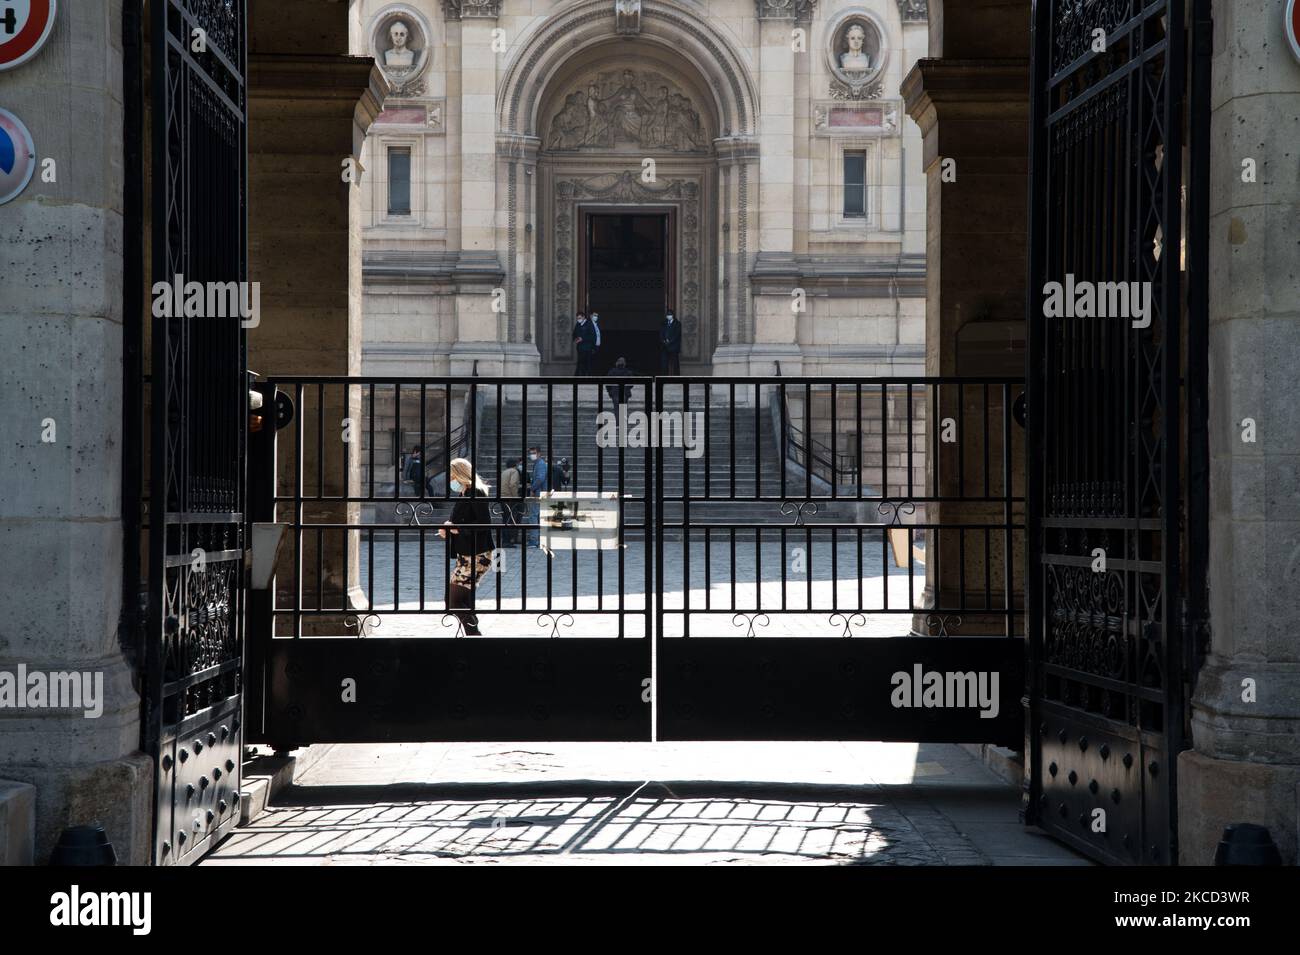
[584,212,670,375]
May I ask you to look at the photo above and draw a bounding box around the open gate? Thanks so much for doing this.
[1024,0,1210,865]
[145,0,249,866]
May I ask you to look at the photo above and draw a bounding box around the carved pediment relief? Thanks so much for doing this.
[545,69,709,153]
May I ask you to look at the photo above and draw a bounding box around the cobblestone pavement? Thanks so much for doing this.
[356,534,948,639]
[203,743,1089,866]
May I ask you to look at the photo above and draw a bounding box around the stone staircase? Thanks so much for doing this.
[471,388,862,536]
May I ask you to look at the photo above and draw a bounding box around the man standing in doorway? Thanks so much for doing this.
[590,311,603,368]
[573,311,597,376]
[659,308,681,375]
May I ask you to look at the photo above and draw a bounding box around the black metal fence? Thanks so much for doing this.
[245,374,1025,745]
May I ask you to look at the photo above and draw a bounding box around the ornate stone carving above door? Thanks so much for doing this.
[545,70,709,153]
[551,173,703,362]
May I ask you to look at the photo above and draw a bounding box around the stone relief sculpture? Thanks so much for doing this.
[372,5,432,96]
[827,13,886,100]
[840,23,872,72]
[547,70,706,152]
[386,21,416,68]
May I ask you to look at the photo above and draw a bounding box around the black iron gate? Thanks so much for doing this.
[1024,0,1210,865]
[246,374,1025,748]
[145,0,249,866]
[654,377,1025,742]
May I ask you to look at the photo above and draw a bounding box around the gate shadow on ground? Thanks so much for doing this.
[210,780,1002,865]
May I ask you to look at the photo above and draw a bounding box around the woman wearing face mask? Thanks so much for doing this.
[439,458,495,635]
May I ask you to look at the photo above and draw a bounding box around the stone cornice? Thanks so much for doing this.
[901,58,1029,135]
[748,253,927,293]
[249,54,382,107]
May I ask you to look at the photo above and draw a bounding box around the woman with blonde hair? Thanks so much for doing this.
[439,458,495,635]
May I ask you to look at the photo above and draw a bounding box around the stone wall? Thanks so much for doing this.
[1178,0,1300,866]
[0,0,152,865]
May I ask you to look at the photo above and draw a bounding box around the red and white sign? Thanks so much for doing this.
[1288,0,1300,65]
[0,0,57,72]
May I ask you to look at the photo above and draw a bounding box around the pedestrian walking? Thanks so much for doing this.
[439,458,495,636]
[606,356,634,407]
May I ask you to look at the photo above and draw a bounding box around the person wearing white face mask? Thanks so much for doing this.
[439,458,495,635]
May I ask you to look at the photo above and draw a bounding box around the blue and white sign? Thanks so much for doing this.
[0,107,36,205]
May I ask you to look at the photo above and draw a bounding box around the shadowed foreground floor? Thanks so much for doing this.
[202,742,1088,866]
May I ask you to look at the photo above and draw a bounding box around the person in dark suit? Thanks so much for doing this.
[573,312,597,375]
[605,356,634,407]
[659,309,682,375]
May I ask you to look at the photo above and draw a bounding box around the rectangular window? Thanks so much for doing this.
[843,150,867,219]
[388,147,411,216]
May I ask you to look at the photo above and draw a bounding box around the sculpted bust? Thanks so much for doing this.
[840,23,871,72]
[385,21,415,69]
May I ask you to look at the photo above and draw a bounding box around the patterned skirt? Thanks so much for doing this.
[451,551,494,589]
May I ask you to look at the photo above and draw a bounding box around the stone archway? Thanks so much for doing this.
[496,0,759,374]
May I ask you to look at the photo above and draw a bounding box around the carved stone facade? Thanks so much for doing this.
[546,70,708,152]
[357,0,930,377]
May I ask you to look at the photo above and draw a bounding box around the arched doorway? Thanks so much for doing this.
[496,0,759,376]
[536,43,717,374]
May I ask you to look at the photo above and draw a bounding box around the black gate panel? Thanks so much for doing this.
[659,638,1023,744]
[147,0,249,866]
[264,640,647,743]
[653,377,1027,745]
[247,377,655,745]
[1025,0,1202,865]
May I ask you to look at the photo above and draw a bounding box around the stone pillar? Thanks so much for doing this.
[447,3,507,374]
[0,0,152,864]
[1178,0,1300,865]
[497,132,543,374]
[248,2,382,628]
[902,56,1029,635]
[711,135,760,375]
[749,2,802,376]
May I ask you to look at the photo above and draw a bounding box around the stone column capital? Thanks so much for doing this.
[755,0,817,22]
[496,133,542,164]
[442,0,501,20]
[895,0,928,23]
[713,136,761,166]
